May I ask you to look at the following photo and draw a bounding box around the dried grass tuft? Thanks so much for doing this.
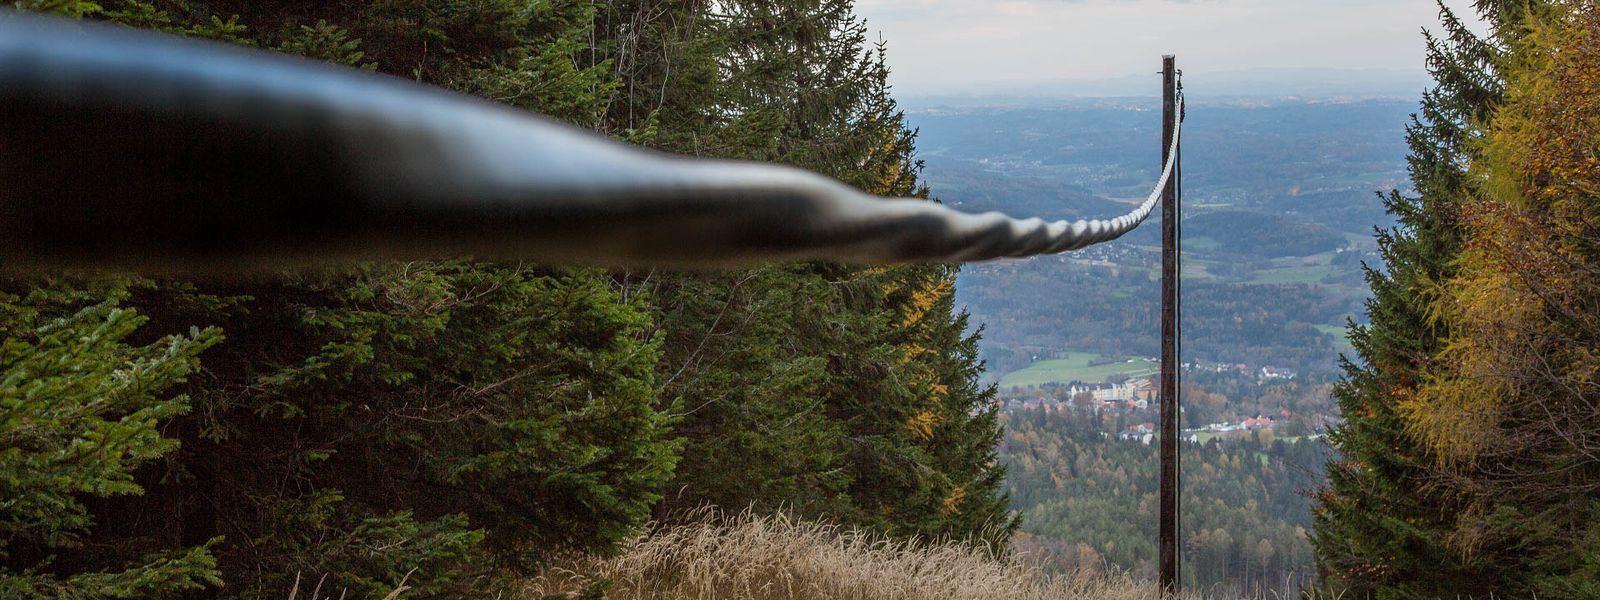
[519,511,1197,600]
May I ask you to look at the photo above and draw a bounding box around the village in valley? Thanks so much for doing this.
[999,355,1322,446]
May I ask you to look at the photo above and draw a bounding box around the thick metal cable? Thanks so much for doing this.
[0,11,1181,270]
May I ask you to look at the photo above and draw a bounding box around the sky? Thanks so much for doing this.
[853,0,1485,97]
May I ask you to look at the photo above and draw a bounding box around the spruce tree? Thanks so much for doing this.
[0,281,222,597]
[1310,1,1534,596]
[10,1,1012,595]
[833,73,1017,547]
[21,4,679,595]
[645,1,1015,545]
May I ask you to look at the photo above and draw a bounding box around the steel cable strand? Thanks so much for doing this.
[0,11,1181,269]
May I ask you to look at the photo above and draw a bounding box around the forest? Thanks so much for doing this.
[1002,405,1330,596]
[6,0,1600,598]
[0,1,1013,597]
[1312,0,1600,597]
[959,261,1356,378]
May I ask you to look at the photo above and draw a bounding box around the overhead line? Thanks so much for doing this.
[0,11,1181,270]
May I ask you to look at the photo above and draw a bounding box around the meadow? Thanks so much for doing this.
[999,352,1158,387]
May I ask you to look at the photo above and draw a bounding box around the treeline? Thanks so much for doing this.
[0,1,1013,597]
[919,159,1133,223]
[1002,406,1330,596]
[960,260,1355,377]
[1314,1,1600,598]
[1002,376,1334,434]
[910,101,1412,216]
[1177,379,1333,432]
[1185,211,1346,259]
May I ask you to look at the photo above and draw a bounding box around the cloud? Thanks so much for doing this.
[853,0,1485,96]
[995,2,1039,17]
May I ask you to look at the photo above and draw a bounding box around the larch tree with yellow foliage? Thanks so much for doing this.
[1312,1,1537,596]
[1402,3,1600,596]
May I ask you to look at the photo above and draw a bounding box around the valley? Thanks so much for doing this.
[909,97,1413,596]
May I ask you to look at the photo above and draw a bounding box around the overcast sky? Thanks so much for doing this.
[853,0,1484,96]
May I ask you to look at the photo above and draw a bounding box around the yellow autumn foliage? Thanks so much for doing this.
[906,409,941,441]
[941,485,968,516]
[1408,3,1600,467]
[899,276,955,329]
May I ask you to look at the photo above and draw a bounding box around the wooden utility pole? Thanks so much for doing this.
[1158,55,1181,596]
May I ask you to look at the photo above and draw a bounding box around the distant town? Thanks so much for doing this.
[1001,356,1323,447]
[1184,358,1298,382]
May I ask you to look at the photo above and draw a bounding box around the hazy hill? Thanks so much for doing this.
[913,98,1413,597]
[901,67,1430,108]
[910,99,1413,384]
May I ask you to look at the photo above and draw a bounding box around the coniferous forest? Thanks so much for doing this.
[1313,1,1600,597]
[1,1,1012,596]
[1002,406,1330,595]
[7,0,1600,598]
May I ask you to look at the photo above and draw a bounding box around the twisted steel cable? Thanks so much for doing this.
[0,11,1182,270]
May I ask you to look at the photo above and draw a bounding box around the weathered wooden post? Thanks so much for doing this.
[1158,54,1181,596]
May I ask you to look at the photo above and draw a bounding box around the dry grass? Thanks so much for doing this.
[519,512,1199,600]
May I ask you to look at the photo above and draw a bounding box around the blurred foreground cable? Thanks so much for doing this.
[0,11,1181,270]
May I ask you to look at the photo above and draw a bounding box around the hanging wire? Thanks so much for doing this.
[0,11,1182,270]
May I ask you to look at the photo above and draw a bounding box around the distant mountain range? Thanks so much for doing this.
[916,98,1412,380]
[900,68,1430,109]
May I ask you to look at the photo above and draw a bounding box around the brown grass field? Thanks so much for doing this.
[518,512,1198,600]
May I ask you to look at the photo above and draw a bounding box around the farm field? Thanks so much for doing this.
[1246,264,1341,285]
[999,352,1158,388]
[1314,324,1352,348]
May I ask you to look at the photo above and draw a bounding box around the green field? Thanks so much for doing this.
[999,352,1158,388]
[1315,323,1354,349]
[1314,323,1347,337]
[1247,265,1340,285]
[1137,259,1220,281]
